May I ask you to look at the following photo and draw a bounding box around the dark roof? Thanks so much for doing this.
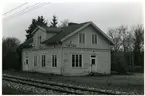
[40,26,62,33]
[20,38,33,48]
[22,21,114,47]
[42,22,89,44]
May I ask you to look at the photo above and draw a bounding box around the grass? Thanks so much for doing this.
[3,70,144,94]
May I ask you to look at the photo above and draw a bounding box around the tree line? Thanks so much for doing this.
[107,25,144,73]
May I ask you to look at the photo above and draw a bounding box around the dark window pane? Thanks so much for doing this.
[79,33,81,43]
[72,55,75,67]
[92,59,95,65]
[92,35,94,44]
[91,55,96,57]
[52,55,54,67]
[83,34,85,43]
[95,35,97,44]
[44,55,45,66]
[26,59,28,64]
[55,55,57,67]
[79,55,82,67]
[76,55,78,67]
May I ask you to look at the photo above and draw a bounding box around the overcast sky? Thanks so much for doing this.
[2,2,143,42]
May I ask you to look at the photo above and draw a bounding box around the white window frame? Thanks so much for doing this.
[72,54,83,68]
[92,34,97,44]
[25,53,28,65]
[52,55,57,67]
[42,55,46,67]
[79,33,85,44]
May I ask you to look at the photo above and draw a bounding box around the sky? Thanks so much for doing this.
[2,1,143,43]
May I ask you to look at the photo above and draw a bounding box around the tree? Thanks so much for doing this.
[108,28,122,52]
[3,37,21,70]
[133,24,144,72]
[50,15,58,28]
[59,19,69,28]
[133,25,144,52]
[108,26,134,73]
[26,16,47,40]
[108,26,134,52]
[117,26,134,52]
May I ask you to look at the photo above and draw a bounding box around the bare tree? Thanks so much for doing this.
[133,24,144,71]
[108,26,134,52]
[59,19,69,28]
[108,28,122,52]
[117,25,134,52]
[133,24,144,52]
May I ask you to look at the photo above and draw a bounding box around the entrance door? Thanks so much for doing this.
[90,55,97,73]
[23,55,29,71]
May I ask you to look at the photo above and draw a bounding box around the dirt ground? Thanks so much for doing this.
[3,70,144,94]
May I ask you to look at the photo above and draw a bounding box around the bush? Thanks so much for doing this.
[111,52,127,74]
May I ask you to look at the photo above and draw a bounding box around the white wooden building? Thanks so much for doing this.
[21,21,113,76]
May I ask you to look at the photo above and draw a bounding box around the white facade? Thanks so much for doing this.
[22,22,112,76]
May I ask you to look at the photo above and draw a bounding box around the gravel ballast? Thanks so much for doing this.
[2,80,68,95]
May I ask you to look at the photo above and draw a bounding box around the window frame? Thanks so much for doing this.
[52,55,57,67]
[92,34,97,44]
[25,53,28,65]
[42,55,46,67]
[72,54,82,68]
[79,33,85,44]
[34,56,37,66]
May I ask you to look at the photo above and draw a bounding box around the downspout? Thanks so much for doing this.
[61,42,64,75]
[57,41,64,75]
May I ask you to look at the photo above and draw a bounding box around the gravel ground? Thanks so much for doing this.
[2,80,68,95]
[3,70,144,95]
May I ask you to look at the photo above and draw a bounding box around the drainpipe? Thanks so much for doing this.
[57,41,63,75]
[61,44,64,75]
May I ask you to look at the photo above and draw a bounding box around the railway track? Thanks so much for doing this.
[3,74,124,95]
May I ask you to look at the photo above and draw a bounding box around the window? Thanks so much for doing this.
[26,59,28,64]
[79,33,85,43]
[39,36,41,43]
[52,55,57,67]
[91,59,95,65]
[34,56,37,66]
[26,54,28,65]
[38,36,41,44]
[72,54,82,67]
[42,55,45,67]
[92,34,97,44]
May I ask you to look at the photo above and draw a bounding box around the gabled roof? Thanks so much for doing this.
[41,26,62,33]
[31,25,62,36]
[42,22,89,44]
[42,21,114,45]
[22,21,114,48]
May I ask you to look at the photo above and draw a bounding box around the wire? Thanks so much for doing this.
[3,2,28,15]
[3,2,50,21]
[3,3,41,19]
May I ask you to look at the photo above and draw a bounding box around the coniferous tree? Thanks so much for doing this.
[50,15,58,28]
[26,16,47,40]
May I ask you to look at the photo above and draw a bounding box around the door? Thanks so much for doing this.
[23,54,29,71]
[90,55,97,73]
